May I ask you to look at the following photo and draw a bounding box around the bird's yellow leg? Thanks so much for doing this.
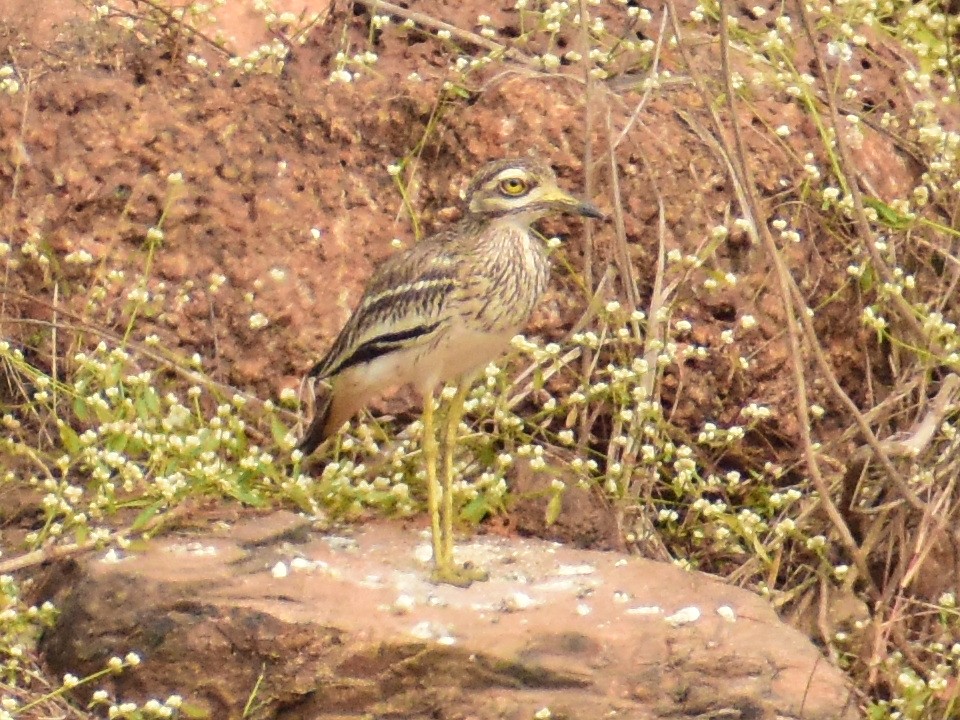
[441,382,469,562]
[431,380,488,586]
[421,391,443,568]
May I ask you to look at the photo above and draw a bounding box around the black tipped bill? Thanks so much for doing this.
[576,200,604,220]
[543,186,605,220]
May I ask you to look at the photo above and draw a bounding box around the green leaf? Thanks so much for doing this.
[445,84,472,100]
[106,433,128,453]
[59,424,81,455]
[225,481,265,507]
[545,492,563,526]
[460,495,490,524]
[135,395,151,420]
[93,401,112,424]
[72,396,90,422]
[131,501,164,531]
[863,196,912,230]
[144,387,161,414]
[105,362,123,388]
[271,417,289,445]
[73,523,89,545]
[179,702,212,719]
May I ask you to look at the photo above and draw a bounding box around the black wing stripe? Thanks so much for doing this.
[323,321,442,377]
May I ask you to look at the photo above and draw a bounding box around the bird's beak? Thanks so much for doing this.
[544,187,605,219]
[575,199,604,219]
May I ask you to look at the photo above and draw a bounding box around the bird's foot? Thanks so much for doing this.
[430,561,489,587]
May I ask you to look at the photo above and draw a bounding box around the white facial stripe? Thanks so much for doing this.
[495,168,530,182]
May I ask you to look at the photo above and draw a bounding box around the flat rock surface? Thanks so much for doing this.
[38,512,858,719]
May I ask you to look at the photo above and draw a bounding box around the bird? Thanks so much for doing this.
[297,156,602,585]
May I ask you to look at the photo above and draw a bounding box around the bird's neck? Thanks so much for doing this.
[460,212,541,241]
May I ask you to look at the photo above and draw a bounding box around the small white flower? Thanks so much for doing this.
[248,312,269,330]
[541,53,561,70]
[65,249,94,264]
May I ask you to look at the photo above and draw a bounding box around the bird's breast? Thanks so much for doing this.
[463,227,551,332]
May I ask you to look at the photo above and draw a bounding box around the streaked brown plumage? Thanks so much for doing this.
[298,157,601,584]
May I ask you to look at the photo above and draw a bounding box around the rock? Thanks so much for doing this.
[37,513,857,720]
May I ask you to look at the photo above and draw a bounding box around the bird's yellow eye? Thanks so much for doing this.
[498,177,528,196]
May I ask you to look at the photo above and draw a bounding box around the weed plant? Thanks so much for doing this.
[1,0,959,717]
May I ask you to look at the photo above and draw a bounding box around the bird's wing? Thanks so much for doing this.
[308,234,462,381]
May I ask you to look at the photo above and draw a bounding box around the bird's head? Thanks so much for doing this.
[463,157,603,224]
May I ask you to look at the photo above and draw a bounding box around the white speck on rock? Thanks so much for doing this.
[409,621,434,639]
[409,621,454,642]
[504,571,532,584]
[414,543,433,563]
[502,591,539,612]
[665,606,701,626]
[532,579,576,593]
[271,561,289,579]
[613,591,632,603]
[101,549,124,564]
[323,535,359,552]
[290,557,314,571]
[576,603,592,616]
[555,564,596,576]
[393,594,416,614]
[717,605,737,622]
[167,542,217,556]
[626,605,662,616]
